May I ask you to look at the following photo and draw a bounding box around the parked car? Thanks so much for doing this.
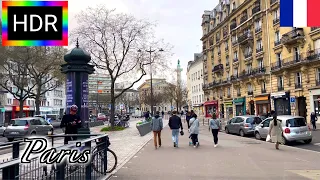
[0,124,6,137]
[225,115,262,137]
[4,117,54,142]
[97,113,107,121]
[254,115,312,144]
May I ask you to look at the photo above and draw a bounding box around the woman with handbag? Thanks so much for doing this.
[268,111,283,150]
[209,113,221,147]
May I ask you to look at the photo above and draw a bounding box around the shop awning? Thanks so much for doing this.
[254,96,269,101]
[224,101,233,106]
[234,102,243,105]
[204,101,218,106]
[256,100,269,104]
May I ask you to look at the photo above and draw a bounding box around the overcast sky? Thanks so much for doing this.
[2,0,219,89]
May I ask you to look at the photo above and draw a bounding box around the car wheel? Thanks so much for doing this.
[304,139,312,144]
[7,138,14,142]
[239,130,245,137]
[281,136,288,145]
[31,132,36,135]
[255,132,261,140]
[49,129,54,135]
[225,127,229,134]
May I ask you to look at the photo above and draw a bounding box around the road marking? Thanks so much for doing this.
[287,170,320,180]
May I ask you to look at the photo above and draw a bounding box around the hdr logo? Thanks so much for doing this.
[1,1,68,46]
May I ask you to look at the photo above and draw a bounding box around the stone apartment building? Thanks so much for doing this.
[201,0,320,122]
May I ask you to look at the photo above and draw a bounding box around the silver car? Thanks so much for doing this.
[254,115,312,144]
[0,124,6,137]
[4,117,54,142]
[225,115,262,137]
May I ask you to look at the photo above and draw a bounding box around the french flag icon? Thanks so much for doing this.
[280,0,320,27]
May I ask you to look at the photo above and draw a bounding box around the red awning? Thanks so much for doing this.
[204,101,218,106]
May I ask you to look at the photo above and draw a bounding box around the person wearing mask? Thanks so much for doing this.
[189,113,200,148]
[209,113,221,147]
[150,111,163,149]
[60,105,82,144]
[168,111,183,148]
[311,112,318,130]
[268,110,283,150]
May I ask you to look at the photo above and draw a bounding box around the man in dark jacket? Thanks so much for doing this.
[60,105,82,144]
[169,111,183,148]
[144,111,150,121]
[311,112,318,130]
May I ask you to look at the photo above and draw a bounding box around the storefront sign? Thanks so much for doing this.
[254,96,269,101]
[233,97,245,103]
[204,100,218,106]
[271,92,286,98]
[224,101,233,107]
[15,106,30,111]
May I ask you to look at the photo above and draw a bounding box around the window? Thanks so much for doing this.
[276,53,282,66]
[262,119,271,127]
[247,84,253,92]
[294,47,300,61]
[232,2,236,10]
[256,39,262,50]
[286,118,306,127]
[317,68,320,80]
[225,41,228,49]
[273,9,279,20]
[227,87,231,96]
[278,76,284,89]
[234,51,238,59]
[237,87,241,95]
[226,55,229,64]
[261,81,266,92]
[245,46,252,55]
[296,72,302,87]
[7,99,12,105]
[234,67,238,76]
[275,31,280,42]
[227,72,230,80]
[246,64,252,73]
[258,59,264,68]
[232,35,237,43]
[254,20,261,30]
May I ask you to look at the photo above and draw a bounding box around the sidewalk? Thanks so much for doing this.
[109,124,320,180]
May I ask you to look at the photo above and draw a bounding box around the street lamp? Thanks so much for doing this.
[138,47,164,116]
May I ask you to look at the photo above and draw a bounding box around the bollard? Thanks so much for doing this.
[203,118,204,126]
[208,119,209,125]
[85,141,92,180]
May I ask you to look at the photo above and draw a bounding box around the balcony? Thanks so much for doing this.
[212,64,224,73]
[295,83,302,89]
[251,67,266,76]
[240,14,248,24]
[255,27,262,33]
[252,5,260,14]
[223,30,229,38]
[209,40,214,46]
[230,22,237,31]
[281,28,305,46]
[202,45,207,51]
[231,74,239,81]
[256,47,263,53]
[233,58,239,63]
[271,54,304,71]
[244,52,253,59]
[226,61,230,67]
[248,91,253,96]
[261,89,266,93]
[216,36,221,43]
[278,86,284,91]
[232,40,238,46]
[274,41,281,47]
[238,32,253,44]
[311,27,319,31]
[273,18,279,25]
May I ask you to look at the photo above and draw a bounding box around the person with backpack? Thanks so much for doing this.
[209,113,221,147]
[150,111,163,149]
[189,113,200,148]
[168,111,183,148]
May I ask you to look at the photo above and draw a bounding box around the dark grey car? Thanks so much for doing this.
[4,117,53,142]
[225,115,262,137]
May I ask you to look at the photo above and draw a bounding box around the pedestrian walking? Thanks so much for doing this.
[150,111,163,149]
[144,111,150,121]
[268,111,283,150]
[161,111,164,118]
[186,111,191,130]
[189,113,200,148]
[60,105,82,144]
[168,111,183,148]
[311,112,318,130]
[209,113,221,147]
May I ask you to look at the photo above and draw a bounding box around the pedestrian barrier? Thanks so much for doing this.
[88,121,104,127]
[0,134,113,180]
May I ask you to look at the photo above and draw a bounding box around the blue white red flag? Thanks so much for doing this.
[280,0,320,27]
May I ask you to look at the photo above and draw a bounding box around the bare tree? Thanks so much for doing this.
[164,80,187,111]
[27,47,65,115]
[140,90,165,110]
[0,48,36,117]
[72,6,171,127]
[89,93,111,111]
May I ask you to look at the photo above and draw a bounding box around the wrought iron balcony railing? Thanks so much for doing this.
[278,86,284,91]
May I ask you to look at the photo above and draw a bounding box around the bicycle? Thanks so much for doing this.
[91,136,118,174]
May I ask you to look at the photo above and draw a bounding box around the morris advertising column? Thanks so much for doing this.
[61,41,95,127]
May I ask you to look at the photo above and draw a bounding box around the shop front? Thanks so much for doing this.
[271,91,290,115]
[0,106,5,125]
[254,94,270,116]
[192,104,203,117]
[233,97,246,116]
[309,88,320,118]
[39,107,53,114]
[224,101,233,120]
[12,106,34,118]
[204,100,218,118]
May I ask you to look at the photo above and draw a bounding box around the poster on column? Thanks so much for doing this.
[66,72,76,114]
[81,73,89,122]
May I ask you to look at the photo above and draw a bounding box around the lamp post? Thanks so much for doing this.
[138,47,163,116]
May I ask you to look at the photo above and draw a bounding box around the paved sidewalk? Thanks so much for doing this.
[109,124,320,180]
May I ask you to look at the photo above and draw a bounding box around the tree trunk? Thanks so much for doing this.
[19,100,24,118]
[110,81,115,128]
[35,95,41,115]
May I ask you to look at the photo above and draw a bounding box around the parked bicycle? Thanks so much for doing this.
[114,114,130,128]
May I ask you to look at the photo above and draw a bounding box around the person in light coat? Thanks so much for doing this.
[150,111,163,149]
[268,111,283,150]
[189,113,200,148]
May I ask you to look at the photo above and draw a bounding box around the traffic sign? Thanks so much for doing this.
[290,97,296,103]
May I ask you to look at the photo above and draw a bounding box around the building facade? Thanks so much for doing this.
[201,0,320,122]
[138,79,173,113]
[187,53,205,116]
